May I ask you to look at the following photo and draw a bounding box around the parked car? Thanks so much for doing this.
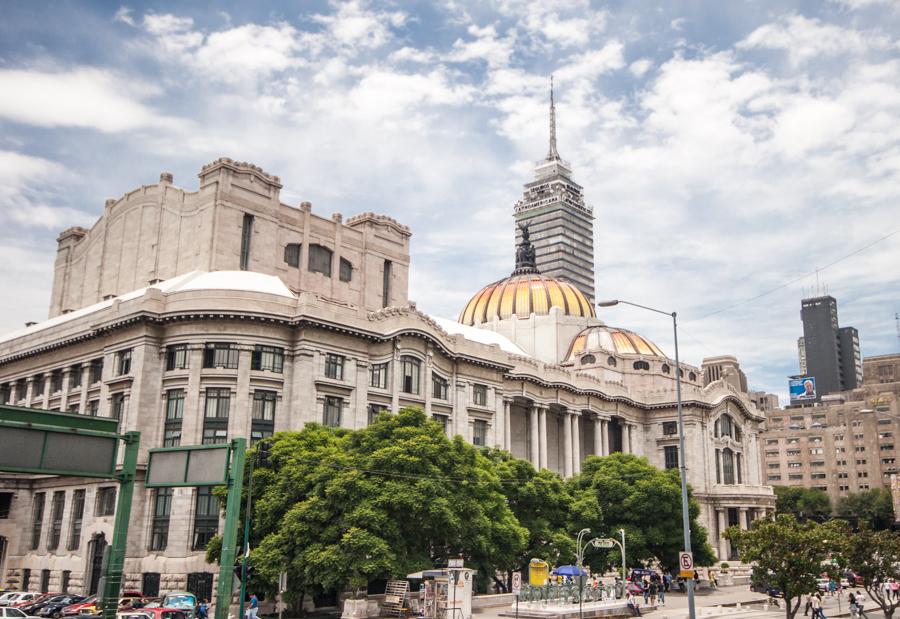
[816,578,831,592]
[63,597,96,617]
[119,609,190,619]
[38,596,85,618]
[1,594,40,608]
[159,594,195,619]
[1,607,29,618]
[18,595,64,615]
[0,594,19,608]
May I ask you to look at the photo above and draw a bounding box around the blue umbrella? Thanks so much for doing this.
[552,565,588,577]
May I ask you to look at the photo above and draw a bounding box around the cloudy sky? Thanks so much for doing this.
[1,0,898,401]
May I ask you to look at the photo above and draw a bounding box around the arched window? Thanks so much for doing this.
[339,257,353,282]
[722,448,735,484]
[677,368,684,378]
[400,356,421,395]
[581,354,596,365]
[716,414,740,440]
[283,243,301,268]
[689,372,697,381]
[607,356,617,367]
[308,244,333,276]
[633,360,650,371]
[661,364,671,374]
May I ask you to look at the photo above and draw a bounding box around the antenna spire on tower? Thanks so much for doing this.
[548,75,559,161]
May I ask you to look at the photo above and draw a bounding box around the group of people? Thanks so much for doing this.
[802,587,869,619]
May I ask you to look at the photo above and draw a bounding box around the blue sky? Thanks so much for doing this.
[1,0,898,401]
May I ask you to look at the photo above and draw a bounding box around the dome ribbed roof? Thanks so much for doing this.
[459,273,595,326]
[566,325,666,361]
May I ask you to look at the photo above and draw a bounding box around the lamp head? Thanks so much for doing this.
[596,300,619,308]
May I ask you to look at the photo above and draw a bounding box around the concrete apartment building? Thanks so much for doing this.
[760,353,900,505]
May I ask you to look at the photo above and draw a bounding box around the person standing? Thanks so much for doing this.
[709,570,718,589]
[649,580,658,607]
[893,579,900,600]
[197,600,208,619]
[856,591,868,619]
[247,593,259,619]
[804,593,813,616]
[642,578,650,605]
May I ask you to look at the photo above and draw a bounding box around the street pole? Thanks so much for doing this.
[619,529,626,584]
[597,300,696,619]
[238,450,257,619]
[216,439,246,619]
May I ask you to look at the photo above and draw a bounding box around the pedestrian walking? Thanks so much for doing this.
[649,580,658,607]
[804,594,813,616]
[893,579,900,600]
[658,581,666,606]
[663,573,671,593]
[247,593,259,619]
[626,592,642,617]
[642,579,650,604]
[197,599,208,619]
[814,592,827,619]
[856,591,869,619]
[709,570,718,589]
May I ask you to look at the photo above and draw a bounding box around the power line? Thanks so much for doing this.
[685,228,900,323]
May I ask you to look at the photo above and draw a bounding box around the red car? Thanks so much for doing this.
[63,596,96,616]
[120,608,189,619]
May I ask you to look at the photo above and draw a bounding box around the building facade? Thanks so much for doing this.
[759,353,900,506]
[797,295,862,399]
[0,154,773,600]
[513,83,595,303]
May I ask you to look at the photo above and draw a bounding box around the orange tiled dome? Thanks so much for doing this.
[459,273,595,326]
[565,325,667,361]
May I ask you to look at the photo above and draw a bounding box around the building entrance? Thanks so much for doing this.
[88,533,107,595]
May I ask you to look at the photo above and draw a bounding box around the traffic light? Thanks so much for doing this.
[256,440,273,468]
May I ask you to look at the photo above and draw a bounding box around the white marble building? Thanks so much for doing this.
[0,153,773,601]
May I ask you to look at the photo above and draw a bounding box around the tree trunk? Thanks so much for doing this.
[786,595,801,619]
[493,575,508,594]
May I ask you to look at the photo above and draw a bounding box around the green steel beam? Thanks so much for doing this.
[100,431,140,619]
[215,438,246,619]
[0,404,119,433]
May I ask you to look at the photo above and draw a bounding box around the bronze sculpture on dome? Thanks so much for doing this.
[515,222,537,273]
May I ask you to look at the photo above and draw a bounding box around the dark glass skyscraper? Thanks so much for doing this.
[798,295,862,399]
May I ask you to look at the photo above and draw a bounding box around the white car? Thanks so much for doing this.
[0,595,40,608]
[1,607,29,618]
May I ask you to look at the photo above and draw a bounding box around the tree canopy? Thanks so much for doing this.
[567,452,715,573]
[841,527,900,618]
[725,515,848,619]
[836,488,894,530]
[773,486,832,522]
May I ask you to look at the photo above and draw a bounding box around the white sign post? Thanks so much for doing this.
[679,551,694,578]
[512,571,521,619]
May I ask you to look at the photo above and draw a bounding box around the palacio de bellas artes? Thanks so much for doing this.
[2,2,900,618]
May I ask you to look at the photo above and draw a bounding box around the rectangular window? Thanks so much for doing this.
[69,365,82,389]
[87,399,99,416]
[166,344,189,371]
[203,428,228,445]
[30,492,45,550]
[856,459,867,465]
[786,449,801,456]
[51,370,63,393]
[810,461,826,467]
[339,257,353,282]
[809,448,824,455]
[16,380,27,401]
[809,436,823,443]
[788,462,802,468]
[367,403,388,425]
[163,389,184,447]
[47,490,65,550]
[432,374,449,400]
[788,474,804,480]
[142,573,161,598]
[61,570,70,594]
[89,358,104,383]
[882,458,896,465]
[324,353,344,380]
[473,384,488,406]
[116,349,132,375]
[662,421,678,436]
[880,432,894,439]
[835,434,844,441]
[767,475,782,481]
[251,345,284,373]
[308,244,333,276]
[664,445,679,469]
[40,569,50,594]
[204,388,231,418]
[787,437,800,444]
[811,473,827,479]
[149,488,172,551]
[21,569,30,591]
[881,444,895,451]
[240,213,253,270]
[33,373,45,397]
[67,490,85,550]
[95,487,116,516]
[433,413,449,433]
[766,439,779,445]
[879,419,893,425]
[382,260,392,308]
[765,450,779,457]
[193,488,219,550]
[370,362,388,389]
[0,493,11,518]
[400,357,420,395]
[203,343,240,369]
[251,390,276,443]
[324,396,342,427]
[768,463,780,469]
[111,393,126,420]
[473,419,488,447]
[283,243,301,268]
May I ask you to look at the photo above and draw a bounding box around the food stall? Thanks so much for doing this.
[407,568,475,619]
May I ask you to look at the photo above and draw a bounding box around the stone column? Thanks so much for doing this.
[231,348,252,436]
[601,419,609,456]
[626,423,634,453]
[572,414,581,475]
[538,406,548,470]
[24,376,35,408]
[78,362,90,415]
[593,416,603,456]
[41,375,51,410]
[717,509,728,560]
[563,410,573,478]
[503,400,512,451]
[739,507,749,530]
[59,368,71,411]
[529,405,540,469]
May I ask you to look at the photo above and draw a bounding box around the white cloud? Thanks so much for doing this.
[0,151,92,229]
[0,68,175,132]
[310,0,407,51]
[738,14,888,65]
[629,58,653,77]
[113,6,135,26]
[448,24,516,68]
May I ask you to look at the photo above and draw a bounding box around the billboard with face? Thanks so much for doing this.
[789,376,817,402]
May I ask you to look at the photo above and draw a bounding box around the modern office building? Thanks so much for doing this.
[760,353,900,506]
[796,295,862,400]
[513,82,595,303]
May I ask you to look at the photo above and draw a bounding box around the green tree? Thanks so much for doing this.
[248,408,527,603]
[725,515,848,619]
[836,488,894,530]
[843,527,900,618]
[482,449,575,591]
[773,486,832,521]
[568,453,714,573]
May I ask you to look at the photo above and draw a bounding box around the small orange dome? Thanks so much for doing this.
[459,273,595,326]
[565,325,667,361]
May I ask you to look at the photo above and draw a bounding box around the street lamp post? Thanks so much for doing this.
[597,300,696,619]
[575,528,591,565]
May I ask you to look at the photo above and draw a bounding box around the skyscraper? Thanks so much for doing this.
[797,295,862,399]
[514,79,595,303]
